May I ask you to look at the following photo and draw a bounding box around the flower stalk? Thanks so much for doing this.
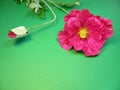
[8,0,80,38]
[27,0,57,30]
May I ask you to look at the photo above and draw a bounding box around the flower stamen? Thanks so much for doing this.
[78,27,88,39]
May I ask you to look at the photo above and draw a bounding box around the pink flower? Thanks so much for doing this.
[58,9,114,56]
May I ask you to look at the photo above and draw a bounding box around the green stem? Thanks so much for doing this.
[27,0,56,30]
[50,0,80,6]
[48,0,69,14]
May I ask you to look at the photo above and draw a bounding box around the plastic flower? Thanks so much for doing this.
[8,26,28,38]
[28,0,42,13]
[58,9,114,56]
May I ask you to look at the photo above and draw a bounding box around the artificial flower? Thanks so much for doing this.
[8,26,28,38]
[58,9,114,56]
[27,0,42,13]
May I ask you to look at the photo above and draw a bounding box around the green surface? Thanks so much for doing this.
[0,0,120,90]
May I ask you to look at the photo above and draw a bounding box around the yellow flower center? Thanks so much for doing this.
[78,27,88,39]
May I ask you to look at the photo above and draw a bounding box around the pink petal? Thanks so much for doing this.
[100,18,114,38]
[85,17,102,31]
[76,9,94,24]
[8,31,17,38]
[64,9,80,22]
[81,9,94,18]
[68,35,84,51]
[73,39,84,51]
[83,37,105,56]
[58,31,72,50]
[64,23,79,35]
[67,17,81,28]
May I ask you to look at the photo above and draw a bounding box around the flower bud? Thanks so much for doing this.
[8,26,28,38]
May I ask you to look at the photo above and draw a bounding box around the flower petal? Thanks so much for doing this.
[76,9,94,25]
[73,38,84,51]
[83,37,105,56]
[64,9,80,22]
[58,31,72,50]
[100,18,114,38]
[64,23,78,35]
[8,31,17,38]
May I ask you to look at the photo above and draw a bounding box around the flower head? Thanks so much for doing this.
[58,9,114,56]
[8,26,28,38]
[27,0,42,13]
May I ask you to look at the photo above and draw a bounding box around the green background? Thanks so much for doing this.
[0,0,120,90]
